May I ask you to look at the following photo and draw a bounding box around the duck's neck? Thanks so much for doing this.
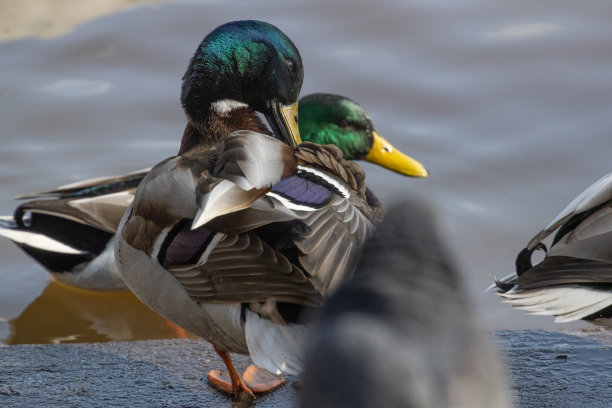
[179,107,272,154]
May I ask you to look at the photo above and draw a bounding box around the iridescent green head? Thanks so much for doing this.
[299,93,374,159]
[181,20,303,146]
[299,93,428,177]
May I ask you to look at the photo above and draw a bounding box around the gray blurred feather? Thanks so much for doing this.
[301,199,511,408]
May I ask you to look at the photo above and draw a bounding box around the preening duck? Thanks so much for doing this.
[0,94,427,291]
[491,172,612,324]
[112,20,427,399]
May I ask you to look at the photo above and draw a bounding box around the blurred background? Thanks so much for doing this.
[1,0,612,344]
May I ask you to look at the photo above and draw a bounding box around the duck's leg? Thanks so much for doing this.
[208,345,255,398]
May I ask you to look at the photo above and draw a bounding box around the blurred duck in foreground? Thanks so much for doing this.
[492,173,612,324]
[0,93,427,292]
[301,199,511,408]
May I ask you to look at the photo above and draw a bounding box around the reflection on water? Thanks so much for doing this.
[6,280,195,345]
[2,0,612,343]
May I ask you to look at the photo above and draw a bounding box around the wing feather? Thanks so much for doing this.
[123,131,375,315]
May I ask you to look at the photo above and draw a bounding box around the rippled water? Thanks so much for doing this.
[2,0,612,343]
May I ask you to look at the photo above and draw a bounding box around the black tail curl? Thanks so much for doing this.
[515,242,547,276]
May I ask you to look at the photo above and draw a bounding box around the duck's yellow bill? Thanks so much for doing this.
[277,102,302,147]
[365,131,429,178]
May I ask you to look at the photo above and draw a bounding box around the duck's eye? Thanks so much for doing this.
[338,119,349,128]
[286,59,295,72]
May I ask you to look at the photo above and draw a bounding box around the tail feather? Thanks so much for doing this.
[0,221,84,255]
[244,308,307,376]
[501,285,612,322]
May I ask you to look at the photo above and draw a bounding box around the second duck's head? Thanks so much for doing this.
[181,20,303,152]
[299,93,429,178]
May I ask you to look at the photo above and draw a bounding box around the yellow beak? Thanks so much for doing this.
[277,102,302,147]
[365,131,429,178]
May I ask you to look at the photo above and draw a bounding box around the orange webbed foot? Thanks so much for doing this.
[242,364,286,393]
[208,369,255,399]
[207,365,286,397]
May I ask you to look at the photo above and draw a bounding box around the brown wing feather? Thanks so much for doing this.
[168,231,321,306]
[123,134,375,315]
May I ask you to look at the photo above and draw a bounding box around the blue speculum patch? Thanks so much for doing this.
[270,170,341,207]
[165,224,213,264]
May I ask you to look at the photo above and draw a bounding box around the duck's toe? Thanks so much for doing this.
[241,364,286,394]
[207,369,255,399]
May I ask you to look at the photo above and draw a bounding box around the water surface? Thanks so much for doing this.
[2,0,612,343]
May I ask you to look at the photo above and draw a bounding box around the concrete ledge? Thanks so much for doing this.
[495,330,612,408]
[1,330,611,407]
[0,339,298,408]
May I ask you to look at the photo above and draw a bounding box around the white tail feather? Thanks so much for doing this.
[244,309,307,376]
[0,227,84,255]
[501,285,612,322]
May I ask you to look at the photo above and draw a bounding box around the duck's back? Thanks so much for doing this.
[116,130,376,373]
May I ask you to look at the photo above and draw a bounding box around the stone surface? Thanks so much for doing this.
[495,330,612,408]
[0,339,298,408]
[1,330,611,407]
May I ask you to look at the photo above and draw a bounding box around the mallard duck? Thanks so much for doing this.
[301,199,510,408]
[491,172,612,324]
[112,20,428,398]
[0,94,427,291]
